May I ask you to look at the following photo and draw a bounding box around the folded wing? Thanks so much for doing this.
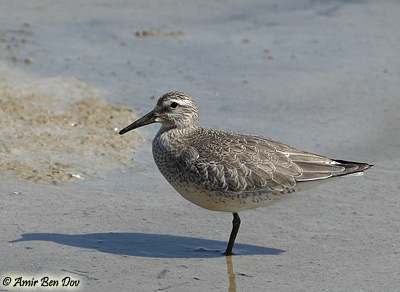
[182,128,373,193]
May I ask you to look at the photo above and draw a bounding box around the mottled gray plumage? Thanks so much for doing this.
[119,91,373,255]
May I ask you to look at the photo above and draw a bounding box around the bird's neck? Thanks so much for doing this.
[154,125,198,153]
[156,124,198,138]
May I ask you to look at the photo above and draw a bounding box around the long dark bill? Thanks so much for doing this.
[119,109,157,135]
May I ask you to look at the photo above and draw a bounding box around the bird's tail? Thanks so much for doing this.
[332,160,374,177]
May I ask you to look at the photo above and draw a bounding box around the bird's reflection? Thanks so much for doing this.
[226,256,237,292]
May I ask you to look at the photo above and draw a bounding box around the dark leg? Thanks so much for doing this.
[224,212,241,256]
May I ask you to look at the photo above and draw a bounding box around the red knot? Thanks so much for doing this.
[119,91,373,255]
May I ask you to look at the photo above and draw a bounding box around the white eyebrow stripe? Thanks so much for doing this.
[172,99,192,106]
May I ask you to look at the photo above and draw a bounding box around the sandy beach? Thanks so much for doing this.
[0,1,399,291]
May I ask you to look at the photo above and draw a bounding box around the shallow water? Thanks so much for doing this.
[0,1,398,292]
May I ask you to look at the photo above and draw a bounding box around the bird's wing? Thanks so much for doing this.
[181,128,349,193]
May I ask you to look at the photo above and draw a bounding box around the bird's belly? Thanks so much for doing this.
[152,143,296,212]
[165,176,296,212]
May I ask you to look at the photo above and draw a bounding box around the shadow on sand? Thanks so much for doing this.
[10,232,285,258]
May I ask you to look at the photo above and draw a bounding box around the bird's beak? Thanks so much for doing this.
[119,109,157,135]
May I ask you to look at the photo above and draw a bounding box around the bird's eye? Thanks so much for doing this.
[170,102,179,108]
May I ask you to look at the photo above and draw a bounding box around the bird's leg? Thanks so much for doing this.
[224,212,241,256]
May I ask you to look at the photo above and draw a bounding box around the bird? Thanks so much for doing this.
[119,91,373,255]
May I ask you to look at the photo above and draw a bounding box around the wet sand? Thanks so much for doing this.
[0,64,141,183]
[0,1,399,291]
